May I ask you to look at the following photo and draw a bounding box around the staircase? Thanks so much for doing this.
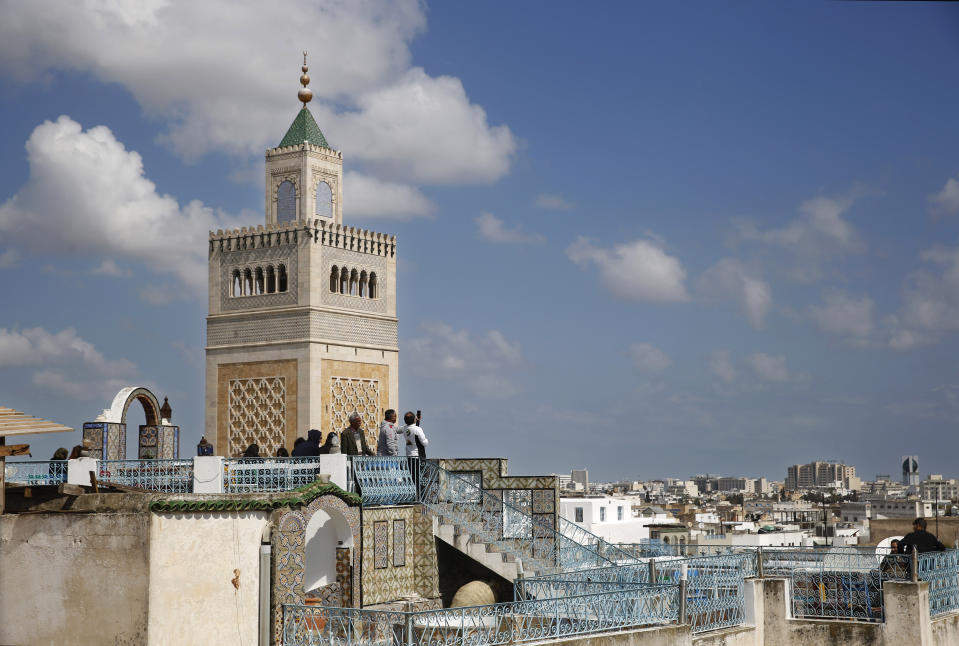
[418,461,616,581]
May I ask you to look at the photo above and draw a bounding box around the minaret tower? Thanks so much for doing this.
[205,55,398,457]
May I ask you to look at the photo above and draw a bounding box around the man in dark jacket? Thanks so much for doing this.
[898,517,945,554]
[340,412,375,456]
[292,429,323,457]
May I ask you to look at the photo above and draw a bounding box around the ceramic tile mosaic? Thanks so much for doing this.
[336,547,352,607]
[412,505,440,599]
[532,489,555,513]
[361,506,416,606]
[392,520,406,567]
[374,521,389,569]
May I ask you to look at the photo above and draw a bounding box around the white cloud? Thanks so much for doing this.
[698,258,771,329]
[737,189,864,282]
[475,212,543,244]
[92,259,131,277]
[887,245,959,350]
[345,171,435,220]
[566,236,689,302]
[748,353,789,382]
[0,327,137,399]
[407,322,524,399]
[708,350,737,383]
[809,290,874,343]
[534,194,574,211]
[929,175,959,216]
[0,116,241,294]
[0,1,515,186]
[629,343,672,373]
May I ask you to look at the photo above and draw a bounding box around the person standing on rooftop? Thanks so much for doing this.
[377,409,400,456]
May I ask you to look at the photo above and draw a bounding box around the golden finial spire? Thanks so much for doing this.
[298,51,313,107]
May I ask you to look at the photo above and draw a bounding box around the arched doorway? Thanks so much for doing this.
[82,387,179,459]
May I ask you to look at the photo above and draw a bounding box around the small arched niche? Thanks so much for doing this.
[277,180,296,224]
[316,181,333,218]
[303,508,354,594]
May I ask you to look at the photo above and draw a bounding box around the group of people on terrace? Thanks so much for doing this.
[228,408,428,460]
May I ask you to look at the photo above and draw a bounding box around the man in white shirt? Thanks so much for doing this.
[403,411,428,457]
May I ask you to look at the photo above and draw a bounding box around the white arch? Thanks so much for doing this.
[96,386,163,426]
[303,507,354,593]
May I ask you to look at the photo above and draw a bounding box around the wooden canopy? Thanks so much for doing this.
[0,407,74,437]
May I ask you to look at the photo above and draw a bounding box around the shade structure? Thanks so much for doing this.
[0,407,73,437]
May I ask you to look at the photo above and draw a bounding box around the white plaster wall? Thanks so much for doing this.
[147,511,270,646]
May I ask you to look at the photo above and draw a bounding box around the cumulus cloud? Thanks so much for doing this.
[566,236,689,302]
[929,175,959,216]
[887,245,959,350]
[809,290,874,343]
[0,1,515,185]
[748,353,789,382]
[0,116,241,294]
[708,350,737,383]
[737,189,864,282]
[475,212,544,244]
[407,322,524,399]
[629,343,672,373]
[0,327,137,399]
[534,194,575,211]
[92,259,131,277]
[345,171,435,219]
[697,258,772,329]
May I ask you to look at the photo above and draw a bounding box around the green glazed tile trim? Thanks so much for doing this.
[149,480,360,513]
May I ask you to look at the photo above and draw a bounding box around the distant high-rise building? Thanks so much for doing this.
[571,469,589,489]
[785,461,857,490]
[902,455,919,487]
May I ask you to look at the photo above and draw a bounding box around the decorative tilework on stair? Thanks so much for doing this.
[361,506,416,605]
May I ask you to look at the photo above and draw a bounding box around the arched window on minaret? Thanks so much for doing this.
[243,268,253,296]
[231,270,241,297]
[349,269,358,296]
[330,266,339,292]
[359,271,368,297]
[266,266,276,293]
[254,267,264,295]
[277,180,296,223]
[340,267,349,294]
[368,272,377,299]
[316,181,333,218]
[278,264,288,292]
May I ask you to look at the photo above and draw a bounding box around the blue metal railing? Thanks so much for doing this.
[352,456,417,505]
[282,585,680,646]
[919,550,959,617]
[4,460,68,486]
[222,457,324,493]
[98,459,193,493]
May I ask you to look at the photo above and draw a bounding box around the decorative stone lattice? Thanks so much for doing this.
[228,376,287,456]
[330,377,380,446]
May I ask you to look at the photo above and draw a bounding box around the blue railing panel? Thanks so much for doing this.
[919,550,959,617]
[4,460,67,486]
[222,457,323,493]
[352,457,417,506]
[98,459,193,493]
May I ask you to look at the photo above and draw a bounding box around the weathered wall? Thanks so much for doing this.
[0,510,150,645]
[691,626,757,646]
[931,610,959,645]
[869,517,959,547]
[761,577,882,646]
[546,625,691,646]
[147,510,270,646]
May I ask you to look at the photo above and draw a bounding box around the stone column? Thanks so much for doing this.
[884,580,933,645]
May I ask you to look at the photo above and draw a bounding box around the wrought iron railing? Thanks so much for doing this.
[654,555,748,633]
[282,585,680,646]
[918,550,959,617]
[3,460,68,486]
[352,456,417,505]
[558,517,642,564]
[761,548,908,622]
[98,459,193,493]
[222,457,323,493]
[419,460,612,576]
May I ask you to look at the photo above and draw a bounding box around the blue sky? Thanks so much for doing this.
[1,1,958,482]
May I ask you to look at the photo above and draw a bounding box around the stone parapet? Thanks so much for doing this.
[210,219,395,258]
[266,141,342,159]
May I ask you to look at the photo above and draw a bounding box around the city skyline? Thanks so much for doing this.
[1,2,959,480]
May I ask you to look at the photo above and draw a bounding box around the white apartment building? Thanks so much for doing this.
[695,529,810,548]
[921,475,959,501]
[666,480,699,497]
[561,496,677,543]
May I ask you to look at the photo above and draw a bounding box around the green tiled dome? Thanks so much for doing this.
[278,107,330,148]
